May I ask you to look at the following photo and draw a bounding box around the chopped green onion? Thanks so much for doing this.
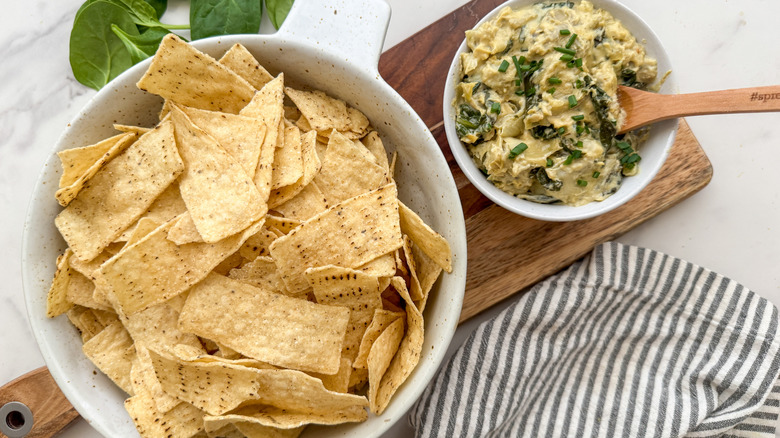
[508,142,528,159]
[571,150,582,159]
[518,56,527,65]
[560,54,574,62]
[554,47,576,56]
[548,77,562,85]
[571,115,585,121]
[568,95,578,108]
[575,58,583,68]
[498,60,509,72]
[560,29,571,35]
[584,125,591,134]
[490,101,500,114]
[515,89,524,96]
[547,87,556,94]
[616,141,631,150]
[525,86,536,96]
[576,123,585,135]
[592,171,601,178]
[515,79,523,86]
[512,56,522,74]
[546,158,553,167]
[575,79,583,89]
[575,141,583,148]
[565,33,578,48]
[557,126,566,135]
[577,179,588,187]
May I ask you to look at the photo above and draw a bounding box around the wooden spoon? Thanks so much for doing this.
[617,85,780,134]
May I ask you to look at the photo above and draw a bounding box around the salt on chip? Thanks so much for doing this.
[398,201,453,273]
[95,218,264,315]
[116,183,186,242]
[314,131,386,204]
[305,266,383,361]
[136,34,255,114]
[268,130,322,209]
[371,277,424,415]
[171,105,265,243]
[150,350,367,415]
[218,43,274,90]
[46,250,74,318]
[178,274,349,374]
[272,181,328,222]
[269,183,403,295]
[240,74,284,201]
[55,121,184,261]
[271,123,304,190]
[367,316,405,412]
[353,309,405,369]
[180,105,267,178]
[125,389,205,438]
[82,321,136,395]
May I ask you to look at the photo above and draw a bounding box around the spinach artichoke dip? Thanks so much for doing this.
[455,1,657,205]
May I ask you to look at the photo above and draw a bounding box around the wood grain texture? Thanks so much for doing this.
[0,367,78,438]
[378,0,714,323]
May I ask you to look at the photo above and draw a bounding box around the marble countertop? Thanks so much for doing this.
[1,0,779,436]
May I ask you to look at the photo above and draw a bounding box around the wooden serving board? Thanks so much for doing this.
[378,0,714,323]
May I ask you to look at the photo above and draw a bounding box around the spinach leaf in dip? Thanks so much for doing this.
[455,0,657,206]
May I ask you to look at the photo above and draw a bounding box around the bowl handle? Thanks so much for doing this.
[277,0,391,72]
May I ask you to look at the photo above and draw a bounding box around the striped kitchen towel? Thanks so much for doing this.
[410,242,780,437]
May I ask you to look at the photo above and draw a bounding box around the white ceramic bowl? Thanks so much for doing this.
[444,0,678,221]
[21,1,467,436]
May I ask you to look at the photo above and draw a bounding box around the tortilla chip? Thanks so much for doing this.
[234,422,304,438]
[239,227,281,260]
[284,88,349,133]
[345,107,370,138]
[271,123,304,189]
[368,316,405,413]
[113,124,152,136]
[172,344,274,370]
[150,350,367,415]
[131,346,182,413]
[180,105,266,178]
[353,309,406,369]
[218,43,274,90]
[357,253,397,278]
[178,274,349,374]
[410,242,443,313]
[389,151,398,177]
[167,213,204,245]
[122,300,203,353]
[66,269,109,311]
[47,250,74,317]
[314,131,386,204]
[205,423,245,438]
[265,214,301,234]
[268,131,322,209]
[67,306,119,343]
[82,321,136,395]
[212,251,245,276]
[136,34,255,114]
[371,277,424,415]
[207,404,367,431]
[309,357,353,393]
[228,256,295,298]
[95,218,264,315]
[269,183,403,294]
[117,183,187,242]
[400,236,424,302]
[55,121,184,262]
[398,201,452,273]
[272,181,328,222]
[305,266,382,361]
[240,74,284,202]
[171,105,265,243]
[125,390,205,438]
[361,131,389,172]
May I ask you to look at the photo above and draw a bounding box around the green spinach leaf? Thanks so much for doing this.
[112,25,171,64]
[77,0,185,30]
[70,1,139,90]
[266,0,294,30]
[142,0,167,18]
[190,0,263,40]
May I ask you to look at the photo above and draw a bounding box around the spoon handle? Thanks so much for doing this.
[619,85,780,133]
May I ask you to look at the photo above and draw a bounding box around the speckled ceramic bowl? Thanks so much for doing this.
[444,0,677,221]
[22,1,466,436]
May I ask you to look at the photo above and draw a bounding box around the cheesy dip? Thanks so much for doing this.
[455,1,657,205]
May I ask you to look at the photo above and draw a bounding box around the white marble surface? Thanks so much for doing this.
[1,0,779,436]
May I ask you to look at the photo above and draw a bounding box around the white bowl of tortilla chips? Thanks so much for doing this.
[21,1,466,437]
